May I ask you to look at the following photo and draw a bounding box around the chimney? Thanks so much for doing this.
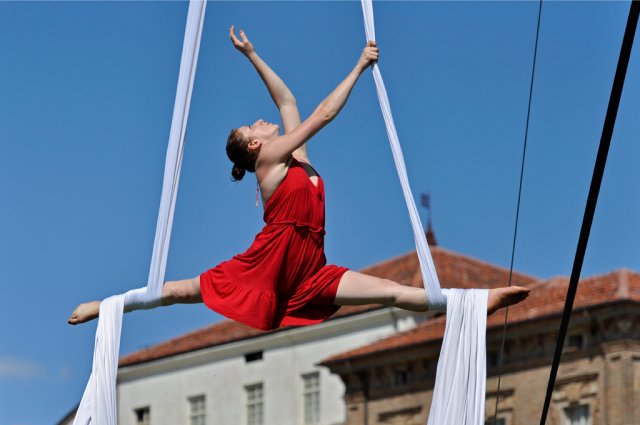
[426,220,437,246]
[420,192,437,246]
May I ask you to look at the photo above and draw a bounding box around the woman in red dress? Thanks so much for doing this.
[69,28,529,328]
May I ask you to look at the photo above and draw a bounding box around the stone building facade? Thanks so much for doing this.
[321,270,640,425]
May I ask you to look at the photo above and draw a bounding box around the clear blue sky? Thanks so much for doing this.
[1,1,638,424]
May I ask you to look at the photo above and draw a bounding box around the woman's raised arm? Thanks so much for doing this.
[230,26,301,135]
[259,41,379,166]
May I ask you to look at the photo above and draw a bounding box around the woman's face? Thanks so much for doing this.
[239,119,280,143]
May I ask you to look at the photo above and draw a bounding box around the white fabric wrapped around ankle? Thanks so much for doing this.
[427,288,447,311]
[123,287,163,312]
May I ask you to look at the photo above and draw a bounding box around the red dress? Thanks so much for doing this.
[200,158,349,331]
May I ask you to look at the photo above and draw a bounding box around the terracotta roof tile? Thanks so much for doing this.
[120,320,265,366]
[321,269,640,364]
[120,246,537,367]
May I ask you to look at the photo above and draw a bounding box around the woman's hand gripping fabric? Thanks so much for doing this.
[356,40,379,71]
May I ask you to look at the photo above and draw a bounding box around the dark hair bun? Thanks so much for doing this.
[231,164,246,181]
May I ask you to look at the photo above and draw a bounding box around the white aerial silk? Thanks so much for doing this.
[360,1,489,424]
[73,1,206,424]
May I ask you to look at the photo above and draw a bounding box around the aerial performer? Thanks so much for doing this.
[68,28,529,330]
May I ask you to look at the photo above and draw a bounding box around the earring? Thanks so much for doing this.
[256,180,260,207]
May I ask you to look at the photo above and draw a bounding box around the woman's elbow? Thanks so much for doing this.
[316,105,335,123]
[280,96,297,108]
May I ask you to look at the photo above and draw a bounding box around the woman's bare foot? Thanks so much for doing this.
[487,286,530,316]
[68,301,101,325]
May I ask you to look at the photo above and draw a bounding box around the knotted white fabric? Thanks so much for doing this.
[360,1,488,424]
[73,2,206,424]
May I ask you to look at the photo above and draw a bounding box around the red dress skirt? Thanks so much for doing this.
[200,158,349,330]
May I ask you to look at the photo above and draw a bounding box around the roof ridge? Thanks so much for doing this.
[528,275,569,289]
[579,268,638,284]
[430,246,539,282]
[361,245,539,282]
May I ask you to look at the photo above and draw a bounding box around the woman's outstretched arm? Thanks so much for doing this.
[230,26,309,157]
[259,41,379,165]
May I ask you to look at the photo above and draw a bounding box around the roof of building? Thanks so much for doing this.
[320,268,640,365]
[120,246,537,367]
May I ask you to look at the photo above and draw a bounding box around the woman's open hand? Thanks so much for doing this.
[230,25,254,56]
[356,41,379,71]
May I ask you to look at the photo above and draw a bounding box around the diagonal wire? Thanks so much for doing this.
[491,1,543,423]
[539,1,640,424]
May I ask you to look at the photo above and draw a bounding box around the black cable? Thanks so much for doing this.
[539,1,640,424]
[490,2,543,424]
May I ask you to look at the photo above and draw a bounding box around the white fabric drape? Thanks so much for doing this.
[73,2,206,424]
[360,1,488,424]
[360,0,446,310]
[428,289,488,424]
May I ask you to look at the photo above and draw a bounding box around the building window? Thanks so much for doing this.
[487,351,501,367]
[302,372,320,424]
[189,395,206,425]
[394,369,409,386]
[244,351,263,363]
[567,334,584,349]
[245,383,264,425]
[134,407,150,425]
[564,404,590,425]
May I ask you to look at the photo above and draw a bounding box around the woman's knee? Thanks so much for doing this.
[335,272,397,306]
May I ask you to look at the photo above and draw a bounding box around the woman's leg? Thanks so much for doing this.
[68,277,202,325]
[334,271,429,312]
[334,271,530,315]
